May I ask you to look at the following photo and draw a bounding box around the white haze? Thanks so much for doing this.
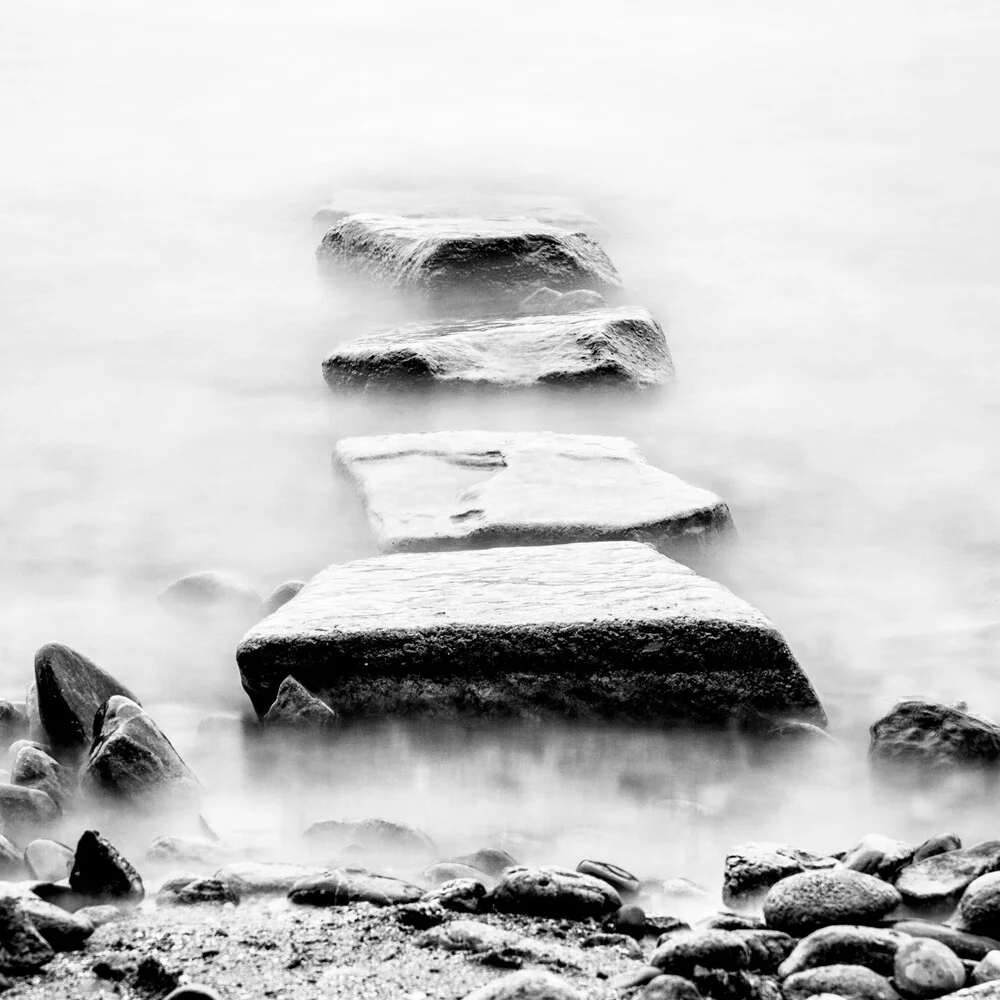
[3,0,1000,888]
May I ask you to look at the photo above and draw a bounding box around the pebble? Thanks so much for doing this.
[288,866,424,906]
[637,974,701,1000]
[68,830,144,905]
[779,926,914,978]
[973,952,1000,985]
[24,839,73,882]
[461,969,582,1000]
[702,913,767,931]
[763,868,902,935]
[895,841,1000,916]
[581,933,645,960]
[893,922,1000,960]
[782,964,900,1000]
[133,954,181,995]
[894,938,966,998]
[492,865,621,920]
[158,876,240,906]
[609,903,647,940]
[956,873,1000,939]
[723,842,838,909]
[259,580,306,618]
[650,929,752,976]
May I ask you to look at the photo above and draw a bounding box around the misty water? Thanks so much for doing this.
[4,0,1000,895]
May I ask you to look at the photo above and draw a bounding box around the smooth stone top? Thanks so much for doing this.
[323,307,672,389]
[236,540,825,725]
[334,431,732,557]
[895,841,1000,910]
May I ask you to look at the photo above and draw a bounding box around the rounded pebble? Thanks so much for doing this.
[894,937,966,998]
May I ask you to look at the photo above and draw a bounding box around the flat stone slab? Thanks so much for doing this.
[236,541,825,726]
[333,431,733,559]
[322,306,671,389]
[316,214,622,311]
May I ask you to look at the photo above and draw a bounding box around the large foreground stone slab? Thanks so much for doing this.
[333,431,733,559]
[316,214,622,311]
[236,541,825,725]
[322,306,671,389]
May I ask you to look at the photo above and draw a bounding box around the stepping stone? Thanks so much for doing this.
[316,214,621,311]
[236,540,825,725]
[333,431,733,560]
[323,306,671,389]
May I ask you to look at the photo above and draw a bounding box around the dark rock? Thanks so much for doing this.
[323,307,673,390]
[895,842,1000,916]
[316,214,622,312]
[610,903,647,940]
[638,974,701,1000]
[158,877,239,907]
[493,865,621,920]
[450,848,518,877]
[30,882,87,912]
[732,930,797,972]
[869,700,1000,779]
[18,894,93,951]
[519,287,606,315]
[722,842,838,910]
[69,830,143,906]
[842,834,916,880]
[651,917,693,940]
[214,861,322,896]
[778,926,913,978]
[157,571,260,621]
[462,969,582,1000]
[397,901,449,929]
[422,877,487,913]
[0,837,22,879]
[80,696,201,811]
[690,969,781,1000]
[0,783,58,838]
[782,965,899,1000]
[133,955,180,995]
[650,929,752,975]
[914,835,963,865]
[0,704,27,748]
[260,581,305,618]
[702,914,767,931]
[24,839,72,882]
[0,897,54,973]
[581,932,644,959]
[237,541,826,726]
[262,676,338,731]
[894,937,966,998]
[165,988,225,1000]
[763,869,901,935]
[11,745,71,811]
[33,643,139,763]
[956,874,1000,938]
[93,955,132,980]
[288,866,424,906]
[972,953,1000,985]
[575,860,641,900]
[302,818,434,859]
[145,836,234,872]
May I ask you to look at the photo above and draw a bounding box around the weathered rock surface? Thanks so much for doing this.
[895,842,1000,914]
[576,860,641,900]
[80,696,201,811]
[288,866,424,907]
[33,643,138,761]
[157,877,240,907]
[11,745,71,811]
[782,964,900,1000]
[869,701,1000,778]
[891,923,1000,961]
[462,969,583,1000]
[303,818,434,860]
[260,581,305,619]
[262,676,338,731]
[424,862,494,887]
[493,866,621,920]
[723,842,838,909]
[763,869,902,935]
[237,541,826,724]
[416,919,522,953]
[0,703,28,747]
[955,873,1000,939]
[158,571,260,621]
[421,877,488,913]
[894,937,966,998]
[519,287,606,315]
[69,831,144,906]
[324,306,671,391]
[733,930,798,972]
[334,431,731,558]
[0,896,54,972]
[650,929,752,975]
[316,214,622,311]
[691,968,782,1000]
[778,926,913,978]
[24,839,72,882]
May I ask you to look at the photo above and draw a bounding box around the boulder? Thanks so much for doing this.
[893,923,1000,961]
[68,831,144,906]
[33,643,138,761]
[492,865,621,919]
[782,965,899,1000]
[302,818,434,860]
[11,745,71,811]
[869,701,1000,779]
[894,938,966,998]
[0,897,54,973]
[79,696,201,811]
[333,431,731,559]
[778,926,914,978]
[895,842,1000,915]
[157,571,260,621]
[323,307,672,390]
[24,840,72,882]
[288,866,424,906]
[262,676,338,731]
[0,783,58,837]
[763,869,902,935]
[956,873,1000,938]
[214,862,324,897]
[723,842,838,909]
[650,929,752,975]
[260,581,305,619]
[841,834,916,880]
[236,541,826,725]
[461,970,582,1000]
[973,952,1000,985]
[637,975,701,1000]
[519,287,606,314]
[316,214,621,312]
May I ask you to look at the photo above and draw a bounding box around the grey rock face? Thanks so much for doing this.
[24,839,73,882]
[763,869,902,935]
[260,581,305,619]
[0,897,54,973]
[956,873,1000,939]
[236,541,826,725]
[778,926,914,978]
[650,929,752,975]
[462,970,582,1000]
[69,830,144,906]
[33,643,138,762]
[895,842,1000,915]
[288,866,424,907]
[722,842,838,910]
[316,214,622,311]
[894,938,966,998]
[492,865,621,920]
[334,431,732,559]
[782,964,900,1000]
[262,676,338,731]
[890,924,1000,962]
[80,696,201,811]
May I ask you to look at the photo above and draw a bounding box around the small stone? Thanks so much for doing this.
[24,839,73,882]
[581,933,644,960]
[0,897,54,973]
[158,877,239,906]
[914,835,963,865]
[417,920,522,954]
[397,902,449,929]
[782,964,899,1000]
[651,929,752,975]
[262,676,338,731]
[69,830,144,906]
[779,926,913,978]
[637,974,701,1000]
[421,878,487,913]
[288,866,424,906]
[956,873,1000,939]
[450,848,517,877]
[842,834,916,881]
[260,581,306,618]
[690,969,782,1000]
[723,842,838,910]
[303,818,434,860]
[895,842,1000,916]
[93,955,132,980]
[158,571,260,621]
[460,969,582,1000]
[493,865,621,920]
[892,923,1000,961]
[133,955,180,995]
[763,869,902,935]
[973,952,1000,985]
[660,877,712,899]
[701,914,767,931]
[894,938,966,998]
[610,904,647,940]
[650,916,692,940]
[577,860,641,900]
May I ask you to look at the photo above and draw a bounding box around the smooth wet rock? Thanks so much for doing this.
[317,214,621,312]
[451,848,518,877]
[334,431,730,559]
[733,930,797,972]
[0,783,58,837]
[576,860,641,900]
[260,581,305,618]
[891,925,1000,962]
[158,571,260,621]
[955,873,1000,938]
[237,541,826,725]
[519,287,606,315]
[637,974,701,1000]
[462,969,582,1000]
[146,836,234,872]
[973,952,1000,985]
[30,881,87,912]
[723,842,838,910]
[0,896,54,972]
[11,745,71,811]
[763,869,902,935]
[69,830,143,906]
[493,865,621,919]
[915,835,964,865]
[324,306,670,389]
[894,938,966,998]
[33,643,138,762]
[289,866,424,906]
[778,926,913,978]
[869,701,1000,779]
[895,842,1000,915]
[417,919,522,953]
[133,955,180,995]
[303,818,434,859]
[842,834,916,880]
[215,861,323,896]
[611,903,647,940]
[783,964,900,1000]
[80,696,201,811]
[262,676,338,731]
[24,840,72,882]
[650,929,752,975]
[421,877,488,913]
[702,914,766,931]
